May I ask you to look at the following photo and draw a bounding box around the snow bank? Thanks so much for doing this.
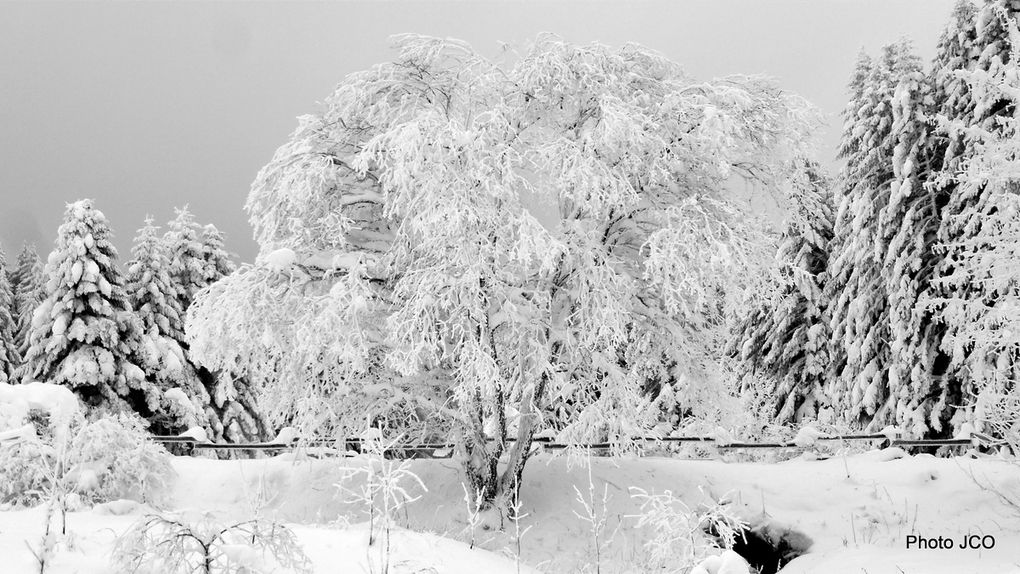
[0,382,81,442]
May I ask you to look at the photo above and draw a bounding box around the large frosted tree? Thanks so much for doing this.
[21,200,160,415]
[188,35,817,507]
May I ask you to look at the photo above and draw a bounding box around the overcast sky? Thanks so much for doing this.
[0,0,959,264]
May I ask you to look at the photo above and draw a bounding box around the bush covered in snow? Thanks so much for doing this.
[0,436,56,507]
[111,512,313,574]
[0,388,174,508]
[64,414,175,507]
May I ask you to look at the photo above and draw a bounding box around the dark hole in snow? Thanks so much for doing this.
[706,518,813,574]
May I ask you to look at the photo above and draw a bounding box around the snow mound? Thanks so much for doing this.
[180,426,209,443]
[695,549,751,574]
[264,247,297,273]
[273,426,300,444]
[0,382,81,442]
[793,425,826,448]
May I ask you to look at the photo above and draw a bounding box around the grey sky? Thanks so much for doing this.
[0,0,958,264]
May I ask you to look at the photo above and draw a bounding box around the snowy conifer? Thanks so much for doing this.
[0,246,20,383]
[928,1,1020,434]
[826,40,924,429]
[199,224,236,284]
[126,218,186,343]
[730,161,834,423]
[21,200,159,415]
[163,206,207,316]
[12,247,46,359]
[124,218,211,434]
[187,35,817,507]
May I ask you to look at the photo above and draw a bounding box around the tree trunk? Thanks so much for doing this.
[460,371,549,511]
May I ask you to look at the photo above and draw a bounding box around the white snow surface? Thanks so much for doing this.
[0,450,1018,573]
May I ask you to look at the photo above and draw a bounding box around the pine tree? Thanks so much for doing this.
[199,224,236,285]
[13,248,46,359]
[160,211,267,444]
[192,223,264,445]
[928,0,1020,432]
[826,40,925,430]
[0,245,20,383]
[730,161,834,423]
[164,207,207,318]
[124,217,210,434]
[126,219,186,344]
[21,200,159,415]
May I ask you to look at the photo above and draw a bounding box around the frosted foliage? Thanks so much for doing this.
[188,35,818,505]
[929,8,1020,435]
[64,414,175,506]
[21,200,160,417]
[164,206,207,314]
[0,247,19,383]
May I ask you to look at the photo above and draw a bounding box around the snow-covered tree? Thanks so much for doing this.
[927,2,1020,435]
[21,200,160,416]
[161,211,266,445]
[0,246,20,383]
[825,40,925,430]
[199,224,236,284]
[188,36,817,507]
[164,206,207,317]
[126,218,187,344]
[10,244,45,354]
[124,218,209,434]
[729,161,834,423]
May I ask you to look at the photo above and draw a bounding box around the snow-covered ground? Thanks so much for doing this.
[1,448,1018,573]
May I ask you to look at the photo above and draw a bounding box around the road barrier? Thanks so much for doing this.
[151,431,1001,456]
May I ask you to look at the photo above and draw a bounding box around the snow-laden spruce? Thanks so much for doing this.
[157,209,268,444]
[187,35,819,508]
[927,3,1020,439]
[164,206,208,315]
[0,246,20,383]
[728,160,834,423]
[825,40,924,431]
[124,217,210,434]
[10,243,45,357]
[20,200,160,415]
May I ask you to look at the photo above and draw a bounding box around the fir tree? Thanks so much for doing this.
[199,224,236,285]
[0,246,20,383]
[163,207,207,318]
[162,211,267,444]
[826,40,924,429]
[21,200,159,416]
[13,248,46,359]
[125,217,210,434]
[730,161,834,423]
[928,0,1020,432]
[126,218,186,343]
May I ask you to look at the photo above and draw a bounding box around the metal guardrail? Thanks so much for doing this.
[151,432,997,454]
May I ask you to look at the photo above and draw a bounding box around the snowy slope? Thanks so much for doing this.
[1,449,1018,573]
